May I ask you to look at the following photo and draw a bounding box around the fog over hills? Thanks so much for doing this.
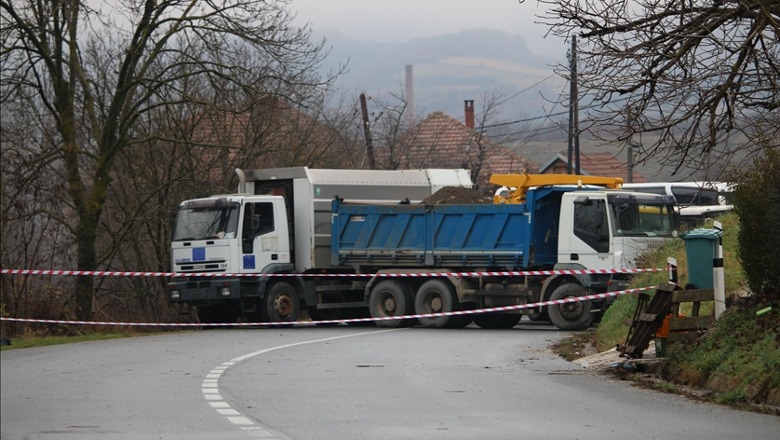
[314,29,726,181]
[318,29,567,122]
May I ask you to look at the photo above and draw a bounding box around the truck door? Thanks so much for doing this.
[240,199,290,273]
[560,195,613,270]
[255,180,295,267]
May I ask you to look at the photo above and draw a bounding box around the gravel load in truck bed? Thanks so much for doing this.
[420,186,490,204]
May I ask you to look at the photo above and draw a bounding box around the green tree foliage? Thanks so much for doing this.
[729,149,780,300]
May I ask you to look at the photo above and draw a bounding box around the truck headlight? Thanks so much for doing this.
[170,289,180,300]
[220,286,231,297]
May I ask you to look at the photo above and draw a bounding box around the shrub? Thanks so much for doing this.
[729,149,780,301]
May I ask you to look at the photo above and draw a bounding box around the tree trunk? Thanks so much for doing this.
[73,204,100,320]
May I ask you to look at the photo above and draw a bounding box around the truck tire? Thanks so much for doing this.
[368,280,415,328]
[414,280,469,328]
[474,313,521,329]
[547,283,595,331]
[527,309,549,322]
[262,282,300,323]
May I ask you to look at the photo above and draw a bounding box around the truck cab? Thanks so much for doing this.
[168,195,292,323]
[557,189,677,271]
[489,176,677,328]
[170,195,290,275]
[538,188,677,327]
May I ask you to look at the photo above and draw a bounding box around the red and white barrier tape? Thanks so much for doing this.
[0,286,654,327]
[0,267,663,278]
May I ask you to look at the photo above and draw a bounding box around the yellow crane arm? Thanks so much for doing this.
[490,174,624,203]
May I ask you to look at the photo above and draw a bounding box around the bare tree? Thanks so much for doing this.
[371,90,533,195]
[367,91,415,170]
[1,0,337,320]
[537,0,780,175]
[1,102,74,330]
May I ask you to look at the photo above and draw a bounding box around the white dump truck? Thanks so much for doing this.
[167,168,678,330]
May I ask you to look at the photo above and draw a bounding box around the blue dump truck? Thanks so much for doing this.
[168,168,677,330]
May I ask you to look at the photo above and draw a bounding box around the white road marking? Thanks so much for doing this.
[201,328,403,438]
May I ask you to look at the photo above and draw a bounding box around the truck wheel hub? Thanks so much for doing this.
[382,296,396,313]
[275,295,292,317]
[560,300,583,319]
[430,297,443,312]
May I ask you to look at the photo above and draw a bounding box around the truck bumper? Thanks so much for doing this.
[598,274,633,311]
[606,273,633,296]
[167,278,242,305]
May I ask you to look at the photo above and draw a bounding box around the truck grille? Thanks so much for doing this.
[176,261,226,273]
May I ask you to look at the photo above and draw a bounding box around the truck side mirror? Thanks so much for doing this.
[242,214,262,254]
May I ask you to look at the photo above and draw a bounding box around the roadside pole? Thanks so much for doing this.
[713,221,726,318]
[667,256,678,285]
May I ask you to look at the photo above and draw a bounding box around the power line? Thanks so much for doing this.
[484,96,629,129]
[484,108,569,128]
[494,73,557,106]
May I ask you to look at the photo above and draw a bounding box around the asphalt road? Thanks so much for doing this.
[2,322,778,439]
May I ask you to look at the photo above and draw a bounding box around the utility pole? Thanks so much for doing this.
[626,104,639,183]
[359,93,377,169]
[567,36,580,175]
[627,141,637,183]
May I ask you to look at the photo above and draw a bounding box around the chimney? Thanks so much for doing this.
[464,100,475,129]
[405,65,415,125]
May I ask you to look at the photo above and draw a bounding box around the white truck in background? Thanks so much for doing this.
[167,167,679,330]
[622,181,733,226]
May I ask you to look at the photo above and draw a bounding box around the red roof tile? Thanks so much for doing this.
[539,151,648,183]
[378,112,534,193]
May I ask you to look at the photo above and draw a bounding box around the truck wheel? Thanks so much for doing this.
[474,313,521,329]
[547,283,594,331]
[262,282,300,323]
[527,309,549,322]
[368,280,414,328]
[414,280,467,328]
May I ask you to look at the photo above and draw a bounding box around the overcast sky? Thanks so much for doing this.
[291,0,563,54]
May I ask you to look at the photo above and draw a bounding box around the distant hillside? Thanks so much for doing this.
[317,29,566,120]
[315,29,728,182]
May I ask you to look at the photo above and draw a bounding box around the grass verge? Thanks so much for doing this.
[581,213,780,410]
[0,328,172,351]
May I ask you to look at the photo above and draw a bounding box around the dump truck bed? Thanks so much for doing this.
[332,199,551,270]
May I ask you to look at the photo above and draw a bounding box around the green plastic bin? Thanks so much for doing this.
[681,228,723,289]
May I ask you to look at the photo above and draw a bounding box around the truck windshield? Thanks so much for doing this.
[172,199,240,241]
[671,187,720,206]
[608,194,676,237]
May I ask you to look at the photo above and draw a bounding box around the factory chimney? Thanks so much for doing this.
[464,100,475,129]
[405,65,415,125]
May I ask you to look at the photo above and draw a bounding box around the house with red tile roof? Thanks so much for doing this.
[538,151,649,183]
[377,101,534,195]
